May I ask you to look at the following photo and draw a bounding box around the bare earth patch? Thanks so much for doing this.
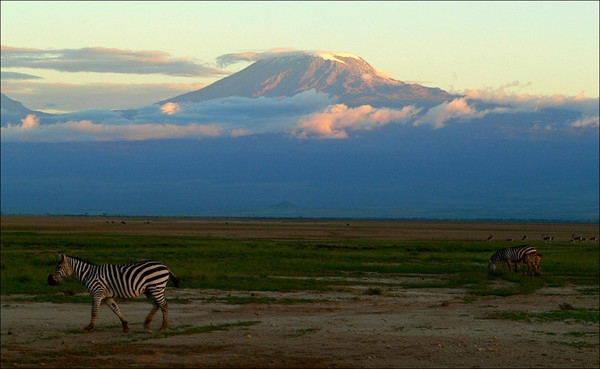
[2,284,598,368]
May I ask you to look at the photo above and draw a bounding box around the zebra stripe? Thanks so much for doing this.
[488,244,537,274]
[48,253,178,333]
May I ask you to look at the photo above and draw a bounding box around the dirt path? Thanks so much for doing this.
[2,283,598,368]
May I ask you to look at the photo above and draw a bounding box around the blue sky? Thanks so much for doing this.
[1,1,598,113]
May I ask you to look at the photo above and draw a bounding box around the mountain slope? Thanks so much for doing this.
[158,53,455,108]
[0,93,56,126]
[1,93,36,115]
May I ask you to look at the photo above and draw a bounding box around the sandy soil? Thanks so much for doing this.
[1,283,598,368]
[1,217,598,368]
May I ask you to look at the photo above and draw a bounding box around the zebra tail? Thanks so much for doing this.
[169,271,180,288]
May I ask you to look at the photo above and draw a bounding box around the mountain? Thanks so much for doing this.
[158,52,455,108]
[1,93,56,126]
[1,52,597,221]
[1,93,34,115]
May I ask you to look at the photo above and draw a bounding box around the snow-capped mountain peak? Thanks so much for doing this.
[159,51,455,107]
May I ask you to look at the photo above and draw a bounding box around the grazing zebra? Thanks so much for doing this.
[48,253,179,333]
[521,252,542,276]
[488,245,537,274]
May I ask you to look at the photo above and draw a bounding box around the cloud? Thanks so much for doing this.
[142,89,335,132]
[413,97,507,128]
[293,104,421,138]
[20,114,39,129]
[161,102,181,115]
[0,71,42,80]
[1,45,232,77]
[571,116,599,128]
[463,87,599,116]
[2,87,597,142]
[216,48,361,67]
[413,88,600,129]
[0,113,222,142]
[1,90,420,142]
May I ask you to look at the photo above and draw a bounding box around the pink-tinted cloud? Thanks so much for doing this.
[20,114,39,129]
[293,104,420,138]
[413,98,506,128]
[571,116,599,128]
[161,102,181,115]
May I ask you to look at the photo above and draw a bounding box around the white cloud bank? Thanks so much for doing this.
[1,90,419,142]
[1,88,597,142]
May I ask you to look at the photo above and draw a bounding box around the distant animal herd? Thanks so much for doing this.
[486,233,597,278]
[47,229,597,333]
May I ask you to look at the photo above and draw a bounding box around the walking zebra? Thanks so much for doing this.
[48,253,179,333]
[488,245,537,274]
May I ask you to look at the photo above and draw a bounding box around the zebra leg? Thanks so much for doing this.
[84,297,102,332]
[159,301,169,332]
[505,260,512,273]
[145,287,169,332]
[105,298,129,333]
[143,289,158,329]
[144,304,159,329]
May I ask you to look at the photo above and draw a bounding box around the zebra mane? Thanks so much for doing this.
[63,254,97,266]
[64,254,153,266]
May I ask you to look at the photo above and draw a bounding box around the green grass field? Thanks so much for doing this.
[1,216,598,300]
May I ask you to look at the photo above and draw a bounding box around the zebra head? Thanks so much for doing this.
[48,253,73,286]
[488,259,497,274]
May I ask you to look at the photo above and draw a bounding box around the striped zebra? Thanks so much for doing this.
[48,253,179,333]
[488,244,537,274]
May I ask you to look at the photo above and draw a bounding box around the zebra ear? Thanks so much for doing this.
[59,252,64,260]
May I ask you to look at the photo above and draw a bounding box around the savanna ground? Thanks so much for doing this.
[1,216,599,368]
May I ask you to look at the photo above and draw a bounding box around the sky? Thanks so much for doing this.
[1,1,598,114]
